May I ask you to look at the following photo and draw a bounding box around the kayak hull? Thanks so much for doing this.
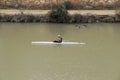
[31,41,85,45]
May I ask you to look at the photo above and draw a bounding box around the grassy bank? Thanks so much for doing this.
[0,13,120,23]
[0,9,120,23]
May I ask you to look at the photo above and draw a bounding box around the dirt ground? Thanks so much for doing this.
[0,9,116,15]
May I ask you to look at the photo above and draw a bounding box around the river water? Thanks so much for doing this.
[0,23,120,80]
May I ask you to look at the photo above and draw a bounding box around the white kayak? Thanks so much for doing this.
[31,41,85,45]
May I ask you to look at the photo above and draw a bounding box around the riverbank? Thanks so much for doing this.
[0,10,120,23]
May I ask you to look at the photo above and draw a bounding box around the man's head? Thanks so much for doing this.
[57,35,61,37]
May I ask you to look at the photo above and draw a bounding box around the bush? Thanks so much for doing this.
[47,7,69,23]
[72,14,82,23]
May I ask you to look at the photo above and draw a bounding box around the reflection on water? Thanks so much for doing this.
[0,23,120,80]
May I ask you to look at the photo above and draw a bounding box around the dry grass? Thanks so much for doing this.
[0,0,120,9]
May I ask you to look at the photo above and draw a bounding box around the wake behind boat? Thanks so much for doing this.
[31,41,85,45]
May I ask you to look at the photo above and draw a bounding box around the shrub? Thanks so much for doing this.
[72,14,82,23]
[47,7,69,23]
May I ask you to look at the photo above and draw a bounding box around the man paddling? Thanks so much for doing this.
[53,35,62,43]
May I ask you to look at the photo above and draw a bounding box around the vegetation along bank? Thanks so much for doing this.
[0,8,120,23]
